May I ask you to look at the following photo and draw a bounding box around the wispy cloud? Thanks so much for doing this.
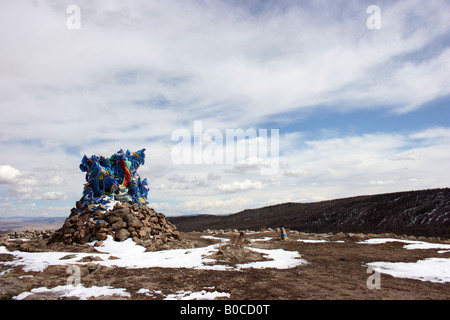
[216,180,265,193]
[1,0,449,216]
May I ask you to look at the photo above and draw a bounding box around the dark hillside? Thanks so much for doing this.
[168,188,450,237]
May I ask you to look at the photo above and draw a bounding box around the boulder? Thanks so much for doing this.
[96,232,108,241]
[112,221,127,230]
[115,229,130,242]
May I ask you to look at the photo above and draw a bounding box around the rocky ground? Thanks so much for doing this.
[0,229,449,300]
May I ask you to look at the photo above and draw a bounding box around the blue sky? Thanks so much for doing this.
[268,96,450,137]
[0,0,449,217]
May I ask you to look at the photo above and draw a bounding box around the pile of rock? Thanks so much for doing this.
[50,202,194,251]
[3,230,53,240]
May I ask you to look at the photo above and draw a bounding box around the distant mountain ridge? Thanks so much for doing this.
[168,188,450,238]
[0,216,65,232]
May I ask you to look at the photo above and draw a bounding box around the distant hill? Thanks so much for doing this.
[168,188,450,238]
[0,216,65,233]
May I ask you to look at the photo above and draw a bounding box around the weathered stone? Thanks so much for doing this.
[63,228,76,235]
[97,227,110,234]
[75,219,85,228]
[78,228,86,239]
[132,236,142,245]
[128,218,143,229]
[60,254,77,260]
[124,213,143,228]
[115,229,130,242]
[64,220,73,228]
[81,231,92,244]
[95,240,104,247]
[138,229,150,239]
[96,220,109,228]
[107,215,122,224]
[150,217,158,223]
[96,232,107,241]
[112,221,127,230]
[114,208,131,217]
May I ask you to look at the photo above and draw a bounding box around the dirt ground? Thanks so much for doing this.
[0,230,449,300]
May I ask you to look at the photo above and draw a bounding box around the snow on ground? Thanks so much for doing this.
[297,239,328,243]
[3,234,450,298]
[296,239,345,243]
[0,268,13,276]
[0,247,106,272]
[163,290,230,300]
[136,288,162,297]
[237,247,306,269]
[367,258,450,283]
[136,287,230,300]
[200,235,229,241]
[1,235,302,300]
[357,238,450,250]
[0,235,305,273]
[12,284,130,300]
[360,238,450,283]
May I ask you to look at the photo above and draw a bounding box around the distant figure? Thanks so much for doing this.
[237,231,246,248]
[280,227,287,240]
[230,231,246,249]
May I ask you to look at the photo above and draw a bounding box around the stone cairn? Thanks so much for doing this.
[50,200,194,251]
[50,148,194,251]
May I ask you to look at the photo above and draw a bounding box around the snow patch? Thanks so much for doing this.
[361,238,450,283]
[236,247,306,269]
[200,235,229,241]
[0,246,105,272]
[12,284,130,300]
[164,290,230,300]
[367,258,450,283]
[297,239,328,243]
[0,236,306,272]
[136,288,230,300]
[357,238,450,250]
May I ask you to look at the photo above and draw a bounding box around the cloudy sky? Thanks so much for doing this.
[0,0,449,218]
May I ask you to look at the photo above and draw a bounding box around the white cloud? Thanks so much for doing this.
[1,0,449,138]
[12,187,33,195]
[168,174,189,183]
[216,180,265,193]
[149,202,170,212]
[390,154,419,161]
[284,169,310,178]
[207,172,221,181]
[272,127,450,200]
[229,157,267,174]
[176,197,253,215]
[48,176,64,185]
[0,165,37,187]
[409,127,450,140]
[1,1,450,217]
[0,165,22,184]
[370,180,395,186]
[35,191,68,201]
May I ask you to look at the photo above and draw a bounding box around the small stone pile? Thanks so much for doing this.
[50,201,194,251]
[3,230,53,240]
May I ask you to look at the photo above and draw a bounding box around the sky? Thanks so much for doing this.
[0,0,449,218]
